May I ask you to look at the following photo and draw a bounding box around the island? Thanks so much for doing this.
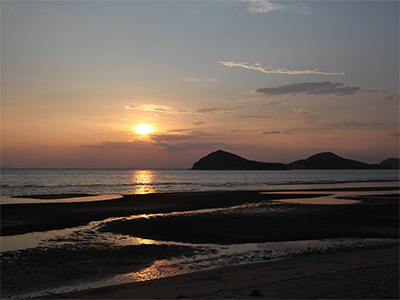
[287,152,391,170]
[191,150,393,170]
[190,150,287,170]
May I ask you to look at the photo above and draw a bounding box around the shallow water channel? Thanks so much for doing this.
[1,185,399,299]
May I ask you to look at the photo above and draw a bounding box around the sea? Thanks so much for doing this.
[1,168,399,199]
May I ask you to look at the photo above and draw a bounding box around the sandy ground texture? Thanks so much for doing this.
[35,244,399,299]
[2,183,399,299]
[1,191,331,236]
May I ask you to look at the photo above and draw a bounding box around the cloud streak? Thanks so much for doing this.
[219,61,345,75]
[254,81,360,97]
[125,104,173,112]
[182,77,217,82]
[242,0,310,14]
[253,81,398,101]
[80,140,153,150]
[196,107,235,114]
[263,131,293,135]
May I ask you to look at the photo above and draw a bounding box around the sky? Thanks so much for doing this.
[1,0,399,169]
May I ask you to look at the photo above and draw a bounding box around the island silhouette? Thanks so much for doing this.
[191,150,396,170]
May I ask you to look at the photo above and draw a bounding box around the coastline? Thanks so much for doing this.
[1,181,399,299]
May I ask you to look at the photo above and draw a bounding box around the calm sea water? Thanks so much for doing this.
[1,169,399,197]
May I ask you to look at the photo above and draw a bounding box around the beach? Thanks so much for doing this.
[36,245,399,299]
[1,182,399,299]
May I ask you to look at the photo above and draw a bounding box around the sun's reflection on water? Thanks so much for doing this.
[112,260,183,283]
[130,170,155,194]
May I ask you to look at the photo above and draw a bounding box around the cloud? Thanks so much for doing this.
[193,121,206,126]
[125,104,171,112]
[279,108,321,125]
[263,131,293,135]
[1,2,17,12]
[196,107,235,114]
[219,61,345,75]
[323,121,385,129]
[287,121,385,133]
[364,89,399,102]
[241,0,310,14]
[167,129,191,133]
[253,82,399,102]
[151,134,195,142]
[182,77,217,82]
[80,140,153,150]
[254,81,360,97]
[241,115,271,119]
[390,132,400,137]
[81,131,215,153]
[150,131,211,143]
[125,104,180,113]
[155,142,231,152]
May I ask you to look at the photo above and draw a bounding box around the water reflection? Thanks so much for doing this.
[130,170,155,194]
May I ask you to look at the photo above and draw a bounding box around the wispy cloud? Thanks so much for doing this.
[182,77,217,82]
[1,2,17,12]
[125,104,188,114]
[253,81,398,101]
[196,107,235,114]
[193,121,206,126]
[166,129,192,133]
[364,89,399,102]
[81,131,216,152]
[286,121,386,133]
[80,140,153,150]
[323,121,385,129]
[241,115,271,119]
[263,131,293,135]
[219,61,345,76]
[150,131,211,143]
[241,0,310,14]
[254,81,360,97]
[125,104,173,112]
[155,142,231,152]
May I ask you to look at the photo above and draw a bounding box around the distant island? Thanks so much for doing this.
[379,158,400,169]
[191,150,395,170]
[191,150,287,170]
[287,152,390,170]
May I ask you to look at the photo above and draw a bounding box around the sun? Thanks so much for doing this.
[135,124,153,135]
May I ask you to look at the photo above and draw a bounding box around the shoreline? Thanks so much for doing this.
[35,243,399,299]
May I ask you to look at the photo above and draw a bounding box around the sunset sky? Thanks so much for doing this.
[1,0,399,169]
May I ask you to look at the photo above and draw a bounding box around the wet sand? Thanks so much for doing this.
[2,183,399,237]
[36,244,399,299]
[1,182,399,298]
[0,190,352,236]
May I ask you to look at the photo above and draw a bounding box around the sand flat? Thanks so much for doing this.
[2,181,398,299]
[36,245,399,299]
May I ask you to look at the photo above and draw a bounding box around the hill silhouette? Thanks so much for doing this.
[379,158,400,169]
[287,152,390,169]
[191,150,393,170]
[190,150,287,170]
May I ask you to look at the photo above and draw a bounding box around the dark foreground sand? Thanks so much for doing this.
[36,245,399,299]
[1,183,399,299]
